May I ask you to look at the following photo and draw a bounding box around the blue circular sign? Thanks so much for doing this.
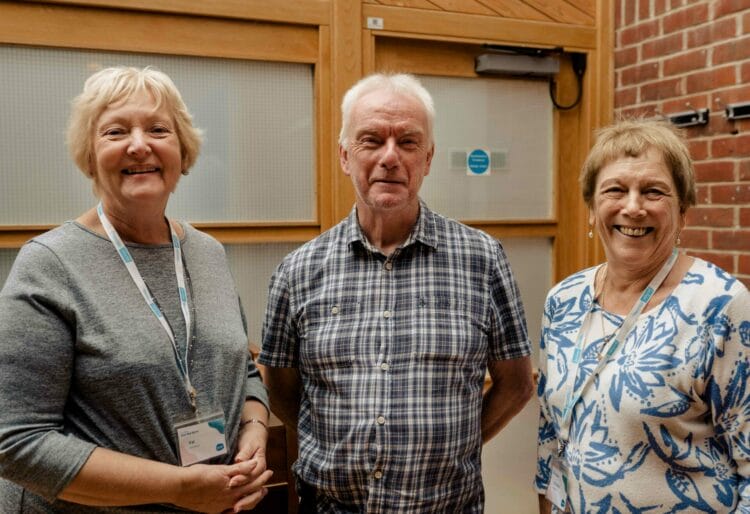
[467,149,490,175]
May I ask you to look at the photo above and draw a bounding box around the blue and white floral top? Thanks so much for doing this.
[535,257,750,513]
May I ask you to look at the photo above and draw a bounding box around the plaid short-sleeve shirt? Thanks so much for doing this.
[259,203,530,513]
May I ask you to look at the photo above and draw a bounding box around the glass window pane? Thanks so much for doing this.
[0,45,315,225]
[482,236,551,513]
[224,242,301,345]
[418,75,553,220]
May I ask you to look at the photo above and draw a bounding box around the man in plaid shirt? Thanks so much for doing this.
[259,73,533,513]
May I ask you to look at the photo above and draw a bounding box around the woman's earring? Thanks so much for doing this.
[588,228,594,239]
[676,236,681,246]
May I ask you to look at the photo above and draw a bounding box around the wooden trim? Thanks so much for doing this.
[0,227,48,249]
[465,221,556,239]
[375,37,481,77]
[191,224,320,244]
[331,0,362,222]
[24,0,331,26]
[362,4,597,49]
[316,25,335,231]
[0,3,319,63]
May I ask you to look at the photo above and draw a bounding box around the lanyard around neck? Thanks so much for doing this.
[558,247,679,444]
[96,203,196,409]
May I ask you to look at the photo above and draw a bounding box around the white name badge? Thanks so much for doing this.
[545,457,568,511]
[175,412,228,466]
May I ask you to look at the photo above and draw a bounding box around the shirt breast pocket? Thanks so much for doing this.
[299,299,362,374]
[409,295,487,369]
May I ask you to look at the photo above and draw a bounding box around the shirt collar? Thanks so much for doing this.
[345,199,439,252]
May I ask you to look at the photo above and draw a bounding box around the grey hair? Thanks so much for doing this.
[338,73,435,148]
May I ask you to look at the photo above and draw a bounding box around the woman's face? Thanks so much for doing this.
[590,148,685,273]
[91,90,183,213]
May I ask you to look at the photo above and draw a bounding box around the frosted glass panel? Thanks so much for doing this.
[418,75,553,220]
[499,237,551,353]
[0,46,314,225]
[482,236,551,514]
[224,243,302,346]
[0,249,20,290]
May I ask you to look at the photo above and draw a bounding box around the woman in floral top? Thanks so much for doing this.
[535,119,749,513]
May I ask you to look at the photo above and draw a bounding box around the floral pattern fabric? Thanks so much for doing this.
[535,257,750,513]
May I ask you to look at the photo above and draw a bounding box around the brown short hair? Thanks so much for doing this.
[580,118,696,212]
[67,66,202,178]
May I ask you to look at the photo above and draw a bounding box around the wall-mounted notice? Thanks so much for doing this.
[467,148,490,176]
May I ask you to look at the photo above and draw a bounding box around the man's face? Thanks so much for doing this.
[339,89,434,215]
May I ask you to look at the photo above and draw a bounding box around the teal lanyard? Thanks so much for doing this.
[96,203,196,409]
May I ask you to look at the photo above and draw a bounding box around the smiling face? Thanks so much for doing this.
[590,147,685,273]
[339,89,434,219]
[91,90,183,214]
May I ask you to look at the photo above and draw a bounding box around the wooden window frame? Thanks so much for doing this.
[0,0,334,247]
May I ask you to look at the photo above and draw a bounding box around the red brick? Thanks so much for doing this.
[664,4,709,34]
[744,11,750,32]
[686,206,736,227]
[643,33,684,60]
[741,160,750,180]
[687,18,737,49]
[689,139,709,160]
[705,113,738,136]
[662,94,708,113]
[664,49,708,76]
[694,161,736,182]
[711,183,750,203]
[615,87,638,107]
[740,254,750,274]
[620,20,659,46]
[619,104,658,118]
[711,135,750,158]
[686,66,737,94]
[713,229,750,250]
[680,228,710,247]
[621,62,660,86]
[714,0,750,18]
[696,183,710,203]
[711,85,750,107]
[624,0,636,26]
[615,47,639,68]
[655,0,668,15]
[687,250,735,270]
[615,0,622,27]
[713,36,750,66]
[638,0,650,21]
[743,62,750,83]
[641,78,683,102]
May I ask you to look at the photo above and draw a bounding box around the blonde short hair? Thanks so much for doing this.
[580,119,696,213]
[67,66,202,177]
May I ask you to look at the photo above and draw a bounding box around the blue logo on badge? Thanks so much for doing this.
[216,443,225,451]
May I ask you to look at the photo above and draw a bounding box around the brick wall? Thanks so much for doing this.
[615,0,750,288]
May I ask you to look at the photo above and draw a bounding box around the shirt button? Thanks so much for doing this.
[331,305,339,315]
[383,310,391,319]
[380,362,389,371]
[384,261,393,271]
[373,470,383,480]
[376,415,386,425]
